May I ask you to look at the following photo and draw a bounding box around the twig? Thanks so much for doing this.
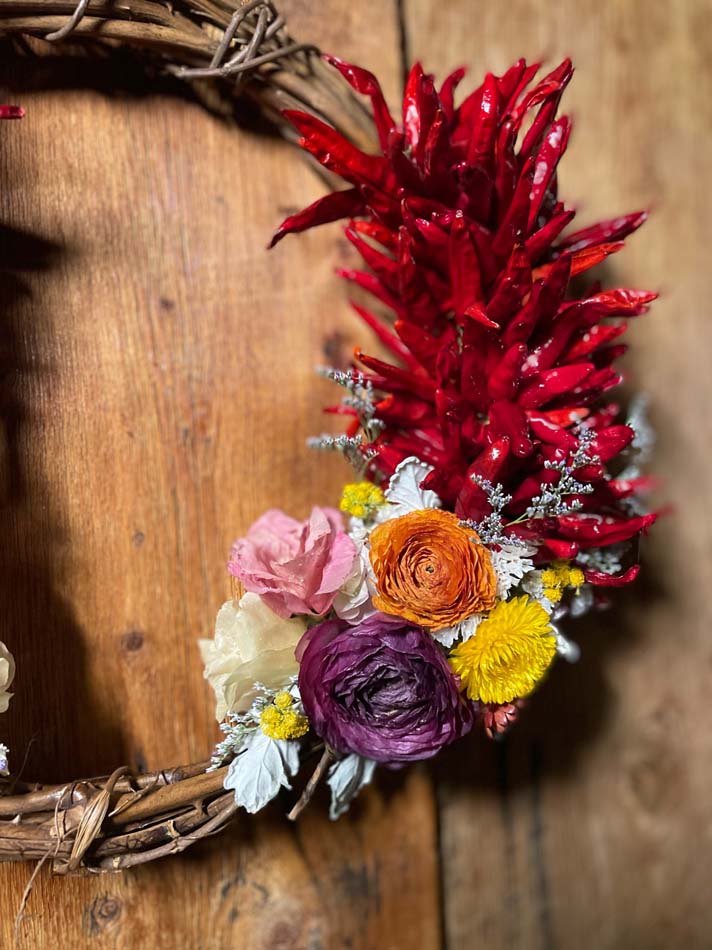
[14,849,51,949]
[287,747,333,821]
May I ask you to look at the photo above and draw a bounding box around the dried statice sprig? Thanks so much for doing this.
[208,713,251,772]
[307,432,378,475]
[316,366,385,444]
[522,427,598,521]
[0,743,9,777]
[464,427,601,543]
[463,477,529,546]
[316,366,375,416]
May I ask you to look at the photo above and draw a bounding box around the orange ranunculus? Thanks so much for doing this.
[368,509,497,630]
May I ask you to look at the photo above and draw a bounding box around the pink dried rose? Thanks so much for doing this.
[228,507,357,619]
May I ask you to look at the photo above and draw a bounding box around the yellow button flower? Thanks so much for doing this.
[541,561,585,603]
[259,693,309,740]
[449,596,556,705]
[340,482,386,519]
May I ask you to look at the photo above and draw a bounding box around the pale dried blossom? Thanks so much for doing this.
[199,595,306,721]
[0,640,14,715]
[228,507,357,619]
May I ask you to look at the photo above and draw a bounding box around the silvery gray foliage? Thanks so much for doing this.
[326,753,377,820]
[569,584,595,618]
[615,394,656,514]
[550,622,582,663]
[620,394,655,478]
[224,729,301,814]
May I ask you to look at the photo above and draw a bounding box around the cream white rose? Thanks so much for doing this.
[199,593,306,720]
[0,641,15,715]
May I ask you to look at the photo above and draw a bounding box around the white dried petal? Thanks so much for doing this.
[383,456,440,518]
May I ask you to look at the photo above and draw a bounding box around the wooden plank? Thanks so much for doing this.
[403,1,712,948]
[0,3,442,947]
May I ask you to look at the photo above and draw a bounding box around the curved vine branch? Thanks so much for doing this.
[0,0,376,874]
[0,0,378,148]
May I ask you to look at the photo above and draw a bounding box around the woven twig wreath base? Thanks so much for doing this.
[0,762,240,871]
[0,0,374,873]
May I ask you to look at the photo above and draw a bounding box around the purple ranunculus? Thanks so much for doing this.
[296,614,473,764]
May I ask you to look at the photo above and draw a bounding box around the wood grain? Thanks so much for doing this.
[404,2,712,948]
[0,3,441,947]
[2,1,709,947]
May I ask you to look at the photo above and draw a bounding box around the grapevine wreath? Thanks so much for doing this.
[0,0,657,879]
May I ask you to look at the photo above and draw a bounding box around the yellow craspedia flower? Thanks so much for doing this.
[340,481,386,519]
[449,597,556,705]
[260,695,309,740]
[568,566,585,588]
[541,561,584,603]
[273,690,294,710]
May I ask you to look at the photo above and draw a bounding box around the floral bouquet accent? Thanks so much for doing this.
[200,54,657,819]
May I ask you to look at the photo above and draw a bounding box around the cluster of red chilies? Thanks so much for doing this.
[271,55,657,586]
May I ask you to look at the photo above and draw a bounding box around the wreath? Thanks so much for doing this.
[0,0,657,884]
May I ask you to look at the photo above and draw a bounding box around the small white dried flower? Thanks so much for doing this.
[489,543,537,598]
[433,614,483,648]
[0,641,15,715]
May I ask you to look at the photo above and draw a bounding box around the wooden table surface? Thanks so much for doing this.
[0,1,710,947]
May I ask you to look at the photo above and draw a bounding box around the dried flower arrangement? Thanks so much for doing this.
[0,0,656,876]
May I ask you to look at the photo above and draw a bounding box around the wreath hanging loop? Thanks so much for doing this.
[0,0,377,149]
[43,0,89,42]
[42,0,317,82]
